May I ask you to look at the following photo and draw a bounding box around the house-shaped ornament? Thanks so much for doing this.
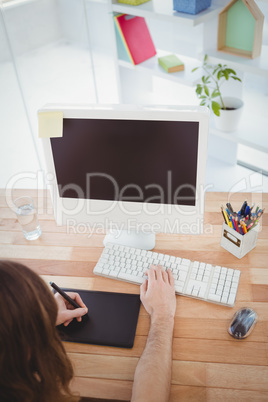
[217,0,264,59]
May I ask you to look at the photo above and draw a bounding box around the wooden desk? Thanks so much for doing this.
[1,190,268,401]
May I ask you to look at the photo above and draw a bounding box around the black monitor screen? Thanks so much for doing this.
[51,118,199,206]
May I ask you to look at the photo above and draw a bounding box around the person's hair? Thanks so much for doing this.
[0,260,76,402]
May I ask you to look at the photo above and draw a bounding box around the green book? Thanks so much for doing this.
[158,54,184,73]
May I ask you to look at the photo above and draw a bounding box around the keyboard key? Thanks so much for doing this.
[175,280,185,287]
[199,289,206,298]
[221,295,228,304]
[208,294,221,303]
[109,270,119,278]
[94,265,103,274]
[178,271,187,281]
[182,258,191,266]
[227,293,236,306]
[118,272,144,284]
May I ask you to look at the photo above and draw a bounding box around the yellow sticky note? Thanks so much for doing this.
[38,111,63,138]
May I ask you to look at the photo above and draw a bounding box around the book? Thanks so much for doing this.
[118,0,150,4]
[114,16,132,63]
[158,54,185,73]
[114,14,156,65]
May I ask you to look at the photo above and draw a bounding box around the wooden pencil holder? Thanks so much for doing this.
[220,223,259,259]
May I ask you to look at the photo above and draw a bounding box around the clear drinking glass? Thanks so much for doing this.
[13,196,42,240]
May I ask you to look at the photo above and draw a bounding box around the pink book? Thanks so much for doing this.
[116,14,156,65]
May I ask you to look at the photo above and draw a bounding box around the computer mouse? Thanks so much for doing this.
[228,308,257,339]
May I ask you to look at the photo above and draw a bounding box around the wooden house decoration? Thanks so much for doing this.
[217,0,264,59]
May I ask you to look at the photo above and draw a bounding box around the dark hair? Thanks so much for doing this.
[0,260,77,402]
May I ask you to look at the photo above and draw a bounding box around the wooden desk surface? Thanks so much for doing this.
[1,190,268,401]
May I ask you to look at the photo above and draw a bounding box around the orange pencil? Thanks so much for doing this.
[241,221,247,234]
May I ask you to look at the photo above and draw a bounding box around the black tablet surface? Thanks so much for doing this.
[57,289,141,349]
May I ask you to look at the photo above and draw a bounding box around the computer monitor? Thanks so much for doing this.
[39,104,209,250]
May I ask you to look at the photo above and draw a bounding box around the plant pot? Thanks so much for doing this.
[173,0,212,15]
[214,97,244,132]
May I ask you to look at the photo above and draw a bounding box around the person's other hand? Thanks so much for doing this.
[140,265,176,323]
[55,292,88,326]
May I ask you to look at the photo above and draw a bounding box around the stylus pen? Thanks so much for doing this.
[49,281,81,309]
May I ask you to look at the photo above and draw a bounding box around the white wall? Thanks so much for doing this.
[0,0,62,61]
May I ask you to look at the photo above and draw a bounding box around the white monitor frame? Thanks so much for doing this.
[39,104,209,238]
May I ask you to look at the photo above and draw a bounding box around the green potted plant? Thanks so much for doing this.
[192,54,243,132]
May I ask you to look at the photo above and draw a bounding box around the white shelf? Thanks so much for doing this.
[209,113,268,153]
[206,46,268,77]
[111,0,223,26]
[118,50,202,86]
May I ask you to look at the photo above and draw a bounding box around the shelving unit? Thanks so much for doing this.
[118,50,203,86]
[107,0,268,170]
[210,115,268,154]
[111,0,223,26]
[207,45,268,76]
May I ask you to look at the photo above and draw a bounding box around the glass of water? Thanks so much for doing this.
[13,196,42,240]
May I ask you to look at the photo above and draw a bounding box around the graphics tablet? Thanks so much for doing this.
[57,289,141,349]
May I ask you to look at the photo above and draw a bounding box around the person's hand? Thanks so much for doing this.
[55,292,88,326]
[140,265,176,323]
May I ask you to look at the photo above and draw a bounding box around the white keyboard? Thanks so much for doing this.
[93,243,241,307]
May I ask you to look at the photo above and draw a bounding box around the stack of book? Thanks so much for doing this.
[114,13,156,65]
